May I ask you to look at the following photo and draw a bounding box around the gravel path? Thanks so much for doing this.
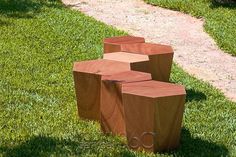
[62,0,236,102]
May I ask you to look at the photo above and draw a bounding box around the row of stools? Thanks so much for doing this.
[73,36,186,153]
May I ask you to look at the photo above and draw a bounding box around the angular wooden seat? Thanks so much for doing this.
[73,59,130,121]
[101,71,151,136]
[104,36,145,53]
[103,52,150,74]
[120,43,174,82]
[73,36,186,153]
[122,81,186,152]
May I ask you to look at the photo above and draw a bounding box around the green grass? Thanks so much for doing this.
[0,0,236,156]
[144,0,236,56]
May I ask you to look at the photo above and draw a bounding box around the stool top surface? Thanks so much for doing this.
[102,71,151,83]
[121,43,173,55]
[103,52,149,63]
[73,59,130,75]
[104,36,145,44]
[122,80,186,98]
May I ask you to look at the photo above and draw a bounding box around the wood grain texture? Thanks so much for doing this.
[104,36,145,53]
[121,43,173,55]
[103,52,150,74]
[120,43,174,82]
[122,80,186,152]
[73,59,130,121]
[148,54,173,82]
[100,71,151,136]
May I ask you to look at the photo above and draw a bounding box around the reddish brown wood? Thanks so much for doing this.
[121,43,174,82]
[103,52,150,74]
[100,71,151,136]
[104,36,145,53]
[122,80,186,152]
[73,59,130,121]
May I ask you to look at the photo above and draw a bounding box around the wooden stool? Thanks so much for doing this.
[101,71,151,136]
[73,59,130,121]
[122,80,186,152]
[103,52,150,74]
[121,43,174,82]
[104,36,145,53]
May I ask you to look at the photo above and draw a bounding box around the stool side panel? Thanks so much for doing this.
[123,93,156,152]
[148,53,173,82]
[104,43,121,53]
[104,36,145,44]
[100,81,126,136]
[73,71,101,121]
[130,61,150,74]
[154,94,186,152]
[121,43,173,55]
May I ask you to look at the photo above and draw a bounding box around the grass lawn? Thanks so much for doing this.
[144,0,236,56]
[0,0,236,156]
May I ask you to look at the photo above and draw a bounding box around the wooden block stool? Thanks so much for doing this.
[121,43,174,82]
[103,52,150,75]
[122,81,186,152]
[104,36,145,53]
[101,71,152,136]
[73,59,130,121]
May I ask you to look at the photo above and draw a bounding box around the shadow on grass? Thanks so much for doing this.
[0,136,82,157]
[165,128,229,157]
[0,19,11,26]
[186,89,207,102]
[0,0,62,18]
[0,128,228,157]
[0,134,127,157]
[211,0,236,9]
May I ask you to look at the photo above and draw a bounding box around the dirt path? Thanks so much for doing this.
[62,0,236,102]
